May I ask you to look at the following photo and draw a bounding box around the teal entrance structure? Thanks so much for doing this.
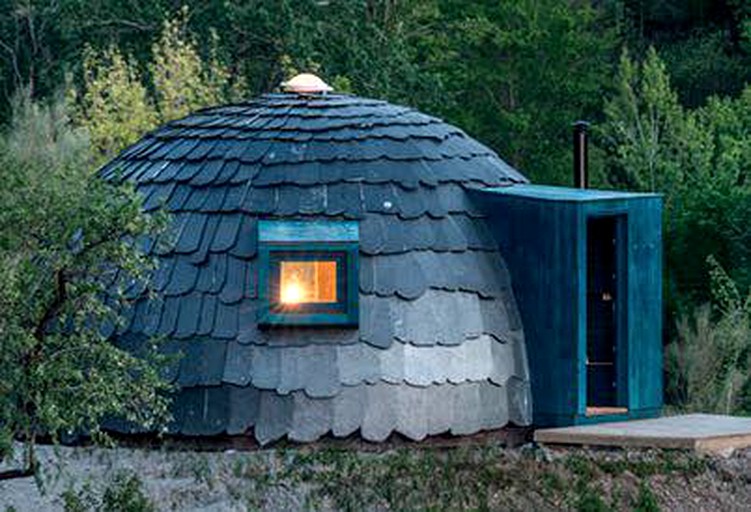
[474,185,663,427]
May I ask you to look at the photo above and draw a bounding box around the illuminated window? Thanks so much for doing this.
[258,221,359,326]
[280,261,338,304]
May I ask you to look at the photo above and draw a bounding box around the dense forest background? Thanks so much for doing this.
[2,0,751,414]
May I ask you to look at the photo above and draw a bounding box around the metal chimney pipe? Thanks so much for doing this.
[573,121,590,189]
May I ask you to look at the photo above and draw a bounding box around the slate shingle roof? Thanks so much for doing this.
[104,92,532,444]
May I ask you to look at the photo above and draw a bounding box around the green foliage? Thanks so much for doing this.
[224,1,448,108]
[612,0,751,106]
[665,86,751,304]
[0,92,171,475]
[62,472,155,512]
[602,47,703,194]
[72,7,239,158]
[285,446,516,511]
[573,486,611,512]
[666,257,751,414]
[633,482,661,512]
[74,47,156,160]
[602,46,751,315]
[658,29,750,108]
[2,1,620,186]
[62,482,98,512]
[247,446,695,511]
[100,472,156,512]
[150,7,243,123]
[426,1,617,184]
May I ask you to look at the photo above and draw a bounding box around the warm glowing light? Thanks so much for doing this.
[279,261,337,304]
[281,282,305,304]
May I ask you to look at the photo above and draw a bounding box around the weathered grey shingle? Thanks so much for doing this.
[331,386,365,437]
[290,393,333,442]
[163,377,525,442]
[396,386,429,441]
[214,335,525,399]
[507,376,533,426]
[178,387,229,436]
[255,392,293,445]
[177,338,227,387]
[227,385,260,435]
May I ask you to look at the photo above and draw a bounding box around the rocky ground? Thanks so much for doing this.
[1,436,750,511]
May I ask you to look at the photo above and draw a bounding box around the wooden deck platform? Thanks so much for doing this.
[534,414,751,454]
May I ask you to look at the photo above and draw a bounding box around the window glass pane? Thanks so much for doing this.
[280,261,338,304]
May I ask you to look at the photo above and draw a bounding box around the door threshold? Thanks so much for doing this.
[586,407,628,417]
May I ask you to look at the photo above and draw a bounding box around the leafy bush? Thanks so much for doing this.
[62,472,155,512]
[72,7,240,158]
[0,91,171,477]
[100,472,156,512]
[666,256,751,414]
[633,482,661,512]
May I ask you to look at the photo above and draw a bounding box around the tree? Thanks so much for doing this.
[601,47,702,194]
[678,86,751,302]
[0,92,170,480]
[601,45,751,307]
[72,8,240,158]
[150,7,242,122]
[73,46,156,160]
[421,0,618,184]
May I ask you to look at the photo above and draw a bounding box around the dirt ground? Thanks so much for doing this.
[1,436,750,511]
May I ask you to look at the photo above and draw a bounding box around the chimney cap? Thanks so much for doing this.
[281,73,333,94]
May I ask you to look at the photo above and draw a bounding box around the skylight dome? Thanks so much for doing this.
[281,73,333,94]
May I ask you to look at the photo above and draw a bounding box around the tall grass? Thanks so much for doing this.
[666,256,751,415]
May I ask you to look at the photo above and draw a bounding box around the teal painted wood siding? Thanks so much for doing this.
[473,185,663,427]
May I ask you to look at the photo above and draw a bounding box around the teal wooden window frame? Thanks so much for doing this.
[258,221,359,327]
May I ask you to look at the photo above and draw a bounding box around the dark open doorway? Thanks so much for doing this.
[586,215,626,415]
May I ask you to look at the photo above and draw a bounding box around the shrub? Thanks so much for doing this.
[62,473,155,512]
[666,256,751,414]
[0,91,170,480]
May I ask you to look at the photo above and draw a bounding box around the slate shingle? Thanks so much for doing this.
[163,257,199,296]
[241,186,277,214]
[174,213,208,254]
[174,293,202,339]
[197,294,217,336]
[177,338,227,387]
[212,301,239,339]
[227,385,260,435]
[230,215,257,259]
[187,159,224,186]
[325,182,363,218]
[219,256,246,304]
[179,386,229,436]
[211,214,242,253]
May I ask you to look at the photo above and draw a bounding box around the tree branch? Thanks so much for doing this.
[0,37,22,87]
[33,267,67,343]
[81,19,156,32]
[0,468,34,481]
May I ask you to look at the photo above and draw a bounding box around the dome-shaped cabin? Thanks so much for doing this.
[102,76,535,444]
